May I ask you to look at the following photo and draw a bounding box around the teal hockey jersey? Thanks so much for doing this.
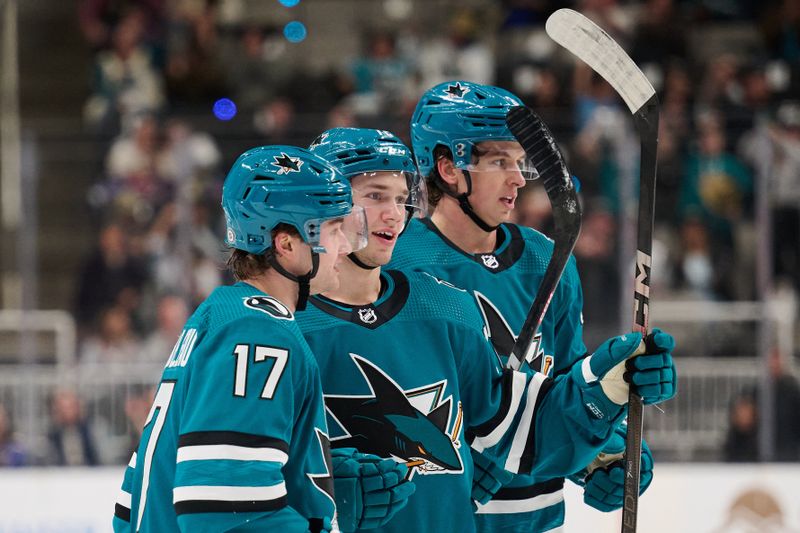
[389,218,590,533]
[297,270,621,533]
[113,283,336,533]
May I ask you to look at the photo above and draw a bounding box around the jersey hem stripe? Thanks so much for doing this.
[114,503,131,522]
[174,495,288,515]
[475,489,564,514]
[178,431,289,451]
[176,444,289,464]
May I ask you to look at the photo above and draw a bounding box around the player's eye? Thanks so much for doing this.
[366,192,383,201]
[417,444,427,455]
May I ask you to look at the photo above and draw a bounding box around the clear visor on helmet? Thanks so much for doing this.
[351,171,428,229]
[452,140,539,181]
[304,205,369,255]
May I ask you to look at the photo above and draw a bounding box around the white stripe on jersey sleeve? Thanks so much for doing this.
[173,482,287,504]
[176,444,288,464]
[471,371,528,453]
[474,488,564,514]
[505,372,548,473]
[128,452,137,468]
[117,488,132,508]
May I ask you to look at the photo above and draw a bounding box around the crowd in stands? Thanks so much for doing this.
[0,0,792,466]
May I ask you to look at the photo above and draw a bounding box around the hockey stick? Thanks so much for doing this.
[505,106,582,372]
[545,9,659,532]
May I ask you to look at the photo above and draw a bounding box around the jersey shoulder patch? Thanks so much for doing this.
[243,295,294,320]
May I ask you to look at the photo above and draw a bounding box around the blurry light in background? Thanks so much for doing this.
[279,0,301,6]
[213,98,237,121]
[384,0,412,20]
[283,21,307,43]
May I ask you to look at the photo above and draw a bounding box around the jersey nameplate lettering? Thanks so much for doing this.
[165,329,198,368]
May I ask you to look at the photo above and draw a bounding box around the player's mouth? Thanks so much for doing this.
[372,230,397,244]
[500,196,516,209]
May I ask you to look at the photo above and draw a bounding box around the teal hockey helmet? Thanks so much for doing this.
[222,145,354,255]
[410,81,524,177]
[309,127,428,222]
[309,127,416,177]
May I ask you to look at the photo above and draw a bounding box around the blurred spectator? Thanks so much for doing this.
[78,1,167,53]
[141,295,189,364]
[768,350,800,461]
[74,222,148,332]
[677,116,752,261]
[0,403,27,467]
[225,25,292,114]
[512,185,553,234]
[630,0,688,69]
[80,305,143,365]
[145,202,223,306]
[510,65,573,141]
[573,201,620,348]
[103,114,173,224]
[416,9,495,90]
[253,97,297,141]
[724,391,759,462]
[45,389,101,466]
[739,101,800,291]
[83,10,165,133]
[350,31,414,116]
[156,117,221,184]
[672,215,726,299]
[760,0,800,63]
[164,1,226,107]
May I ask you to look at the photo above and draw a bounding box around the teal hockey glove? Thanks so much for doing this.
[572,329,676,412]
[569,424,654,512]
[624,328,676,405]
[470,448,513,508]
[331,447,416,532]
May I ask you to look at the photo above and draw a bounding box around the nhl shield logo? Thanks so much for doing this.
[358,308,378,324]
[481,254,499,269]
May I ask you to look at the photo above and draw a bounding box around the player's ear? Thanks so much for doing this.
[272,229,296,258]
[436,156,460,188]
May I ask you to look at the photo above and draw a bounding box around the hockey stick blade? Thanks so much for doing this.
[545,8,655,116]
[505,106,581,372]
[546,9,660,533]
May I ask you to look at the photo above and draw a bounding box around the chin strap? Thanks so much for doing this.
[347,252,379,270]
[268,251,320,311]
[438,170,498,233]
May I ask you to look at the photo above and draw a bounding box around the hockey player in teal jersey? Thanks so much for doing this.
[301,128,676,532]
[389,81,676,532]
[112,145,393,532]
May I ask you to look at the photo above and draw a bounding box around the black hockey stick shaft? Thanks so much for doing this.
[505,106,582,372]
[622,94,659,533]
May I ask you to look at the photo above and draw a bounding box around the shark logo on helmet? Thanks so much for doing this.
[272,153,304,174]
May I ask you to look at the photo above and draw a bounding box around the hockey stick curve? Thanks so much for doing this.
[546,9,660,533]
[505,106,582,373]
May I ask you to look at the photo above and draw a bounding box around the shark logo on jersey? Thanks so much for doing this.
[474,291,552,373]
[480,254,499,269]
[325,354,464,480]
[357,308,378,324]
[308,428,336,507]
[243,296,293,320]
